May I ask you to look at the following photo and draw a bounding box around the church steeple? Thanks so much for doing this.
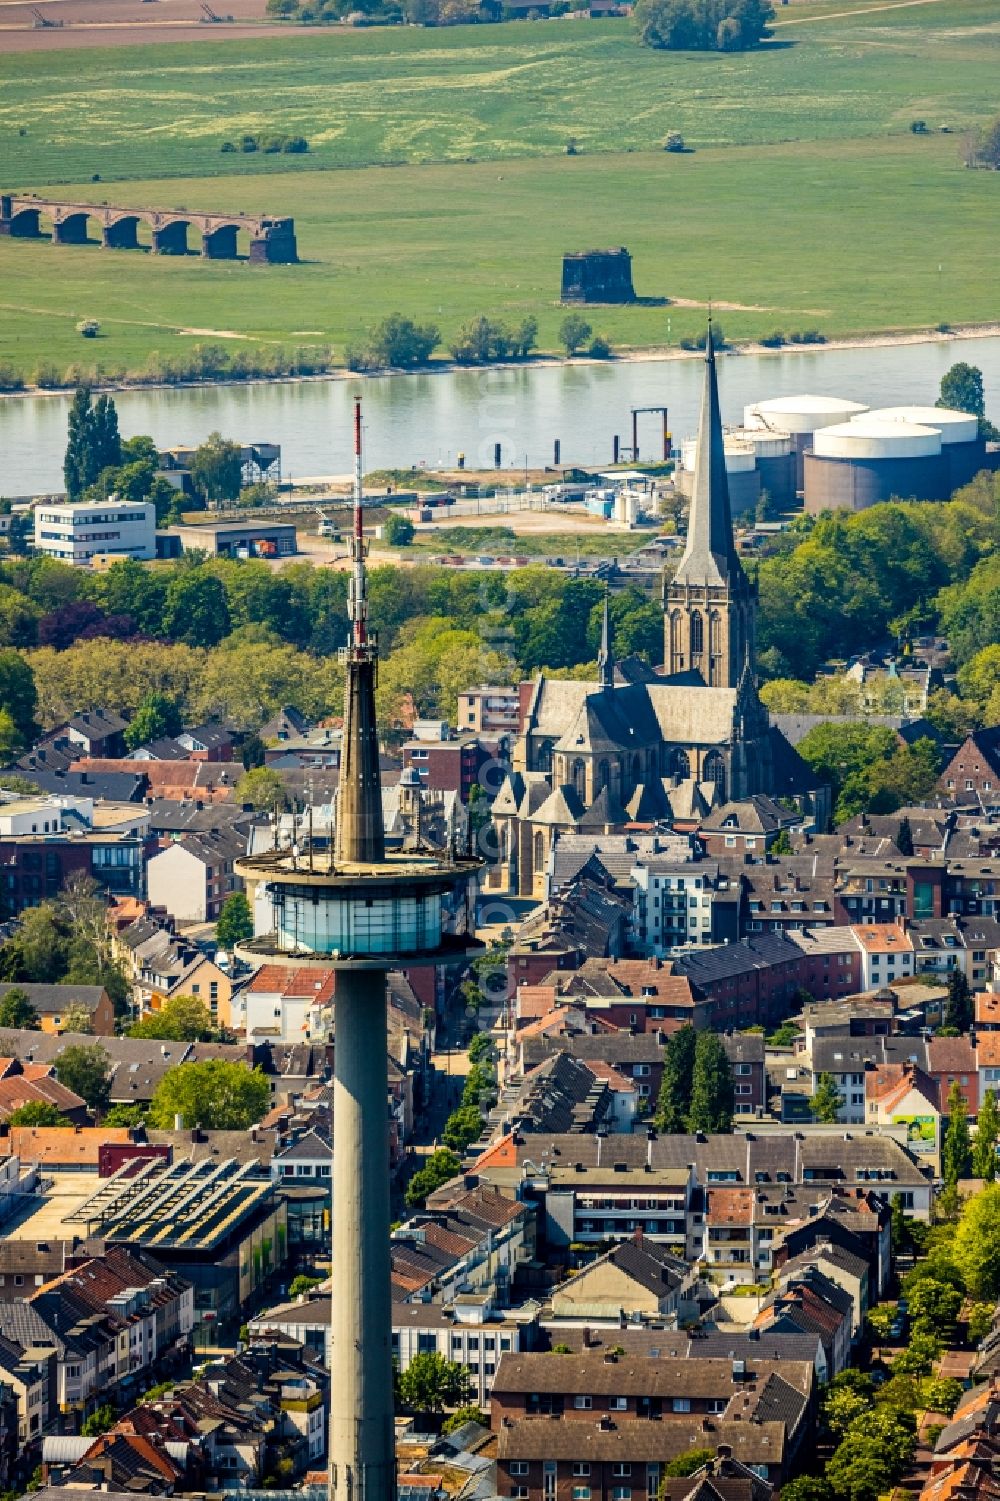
[663,323,756,689]
[597,589,614,691]
[672,322,745,592]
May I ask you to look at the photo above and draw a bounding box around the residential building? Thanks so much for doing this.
[631,859,740,954]
[0,982,115,1037]
[722,1032,767,1112]
[852,923,915,991]
[547,1236,695,1324]
[33,500,156,565]
[699,796,803,857]
[938,728,1000,802]
[458,685,522,737]
[240,965,336,1045]
[146,828,245,922]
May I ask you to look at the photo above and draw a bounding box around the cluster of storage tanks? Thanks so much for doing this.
[676,393,994,516]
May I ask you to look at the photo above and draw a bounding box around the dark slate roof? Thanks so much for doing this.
[18,769,146,802]
[0,982,105,1014]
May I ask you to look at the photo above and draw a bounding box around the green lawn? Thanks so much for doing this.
[0,0,998,379]
[2,5,997,181]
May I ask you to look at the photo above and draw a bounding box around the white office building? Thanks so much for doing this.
[34,499,156,565]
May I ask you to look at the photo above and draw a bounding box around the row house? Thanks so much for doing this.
[521,1031,669,1112]
[809,1032,980,1120]
[392,1299,525,1409]
[490,1352,813,1445]
[630,859,740,954]
[473,1128,931,1262]
[497,1418,791,1494]
[0,1333,54,1448]
[392,1184,534,1307]
[753,1265,853,1377]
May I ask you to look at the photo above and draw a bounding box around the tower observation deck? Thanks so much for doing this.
[236,398,482,1501]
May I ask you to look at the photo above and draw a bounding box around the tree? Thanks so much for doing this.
[288,1274,324,1298]
[967,1301,994,1346]
[346,314,440,372]
[396,1351,471,1415]
[468,1032,494,1065]
[147,1059,270,1130]
[405,1148,461,1208]
[635,0,773,51]
[907,1276,963,1337]
[128,995,219,1043]
[890,1193,911,1254]
[442,1104,484,1153]
[162,572,231,648]
[654,1025,696,1131]
[6,1101,68,1127]
[60,1004,94,1035]
[81,1403,116,1437]
[64,388,122,500]
[777,1481,832,1501]
[559,314,592,356]
[954,1183,1000,1298]
[687,1031,734,1132]
[0,649,38,747]
[103,1103,148,1127]
[944,969,973,1033]
[943,1079,972,1187]
[442,1404,487,1433]
[811,1072,843,1123]
[235,766,288,811]
[384,514,415,547]
[662,1449,716,1478]
[896,815,914,856]
[55,1044,112,1115]
[891,1329,941,1376]
[216,892,254,949]
[823,1385,869,1439]
[975,1089,1000,1183]
[189,432,243,505]
[770,828,793,855]
[0,986,39,1029]
[939,362,988,423]
[124,693,182,751]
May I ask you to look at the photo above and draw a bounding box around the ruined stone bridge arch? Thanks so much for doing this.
[0,193,297,263]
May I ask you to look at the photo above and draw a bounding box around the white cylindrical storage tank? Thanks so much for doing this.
[863,405,979,445]
[743,395,869,435]
[681,436,756,473]
[733,427,792,459]
[814,419,942,460]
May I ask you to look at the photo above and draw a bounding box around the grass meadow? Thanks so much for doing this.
[0,0,998,378]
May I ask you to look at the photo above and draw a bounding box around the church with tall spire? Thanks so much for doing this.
[490,330,825,899]
[664,324,756,688]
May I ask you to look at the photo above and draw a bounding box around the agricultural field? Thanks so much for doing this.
[0,0,998,379]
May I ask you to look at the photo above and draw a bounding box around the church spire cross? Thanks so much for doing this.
[671,321,744,591]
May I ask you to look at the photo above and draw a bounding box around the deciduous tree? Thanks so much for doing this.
[216,892,254,949]
[147,1059,270,1130]
[55,1044,113,1115]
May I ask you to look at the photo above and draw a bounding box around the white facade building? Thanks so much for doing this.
[34,499,156,565]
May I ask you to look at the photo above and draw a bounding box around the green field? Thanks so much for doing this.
[1,0,998,379]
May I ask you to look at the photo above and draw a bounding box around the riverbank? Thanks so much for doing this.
[5,332,1000,499]
[3,321,999,403]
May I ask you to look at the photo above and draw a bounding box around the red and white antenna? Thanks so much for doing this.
[347,395,368,648]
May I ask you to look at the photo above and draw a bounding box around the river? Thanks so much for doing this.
[3,336,1000,496]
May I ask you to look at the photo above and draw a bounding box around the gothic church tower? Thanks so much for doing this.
[664,325,757,687]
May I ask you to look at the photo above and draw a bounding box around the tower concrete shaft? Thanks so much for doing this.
[330,967,395,1501]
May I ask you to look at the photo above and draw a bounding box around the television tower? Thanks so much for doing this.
[237,398,482,1501]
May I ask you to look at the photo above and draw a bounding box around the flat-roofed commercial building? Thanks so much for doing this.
[34,500,155,565]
